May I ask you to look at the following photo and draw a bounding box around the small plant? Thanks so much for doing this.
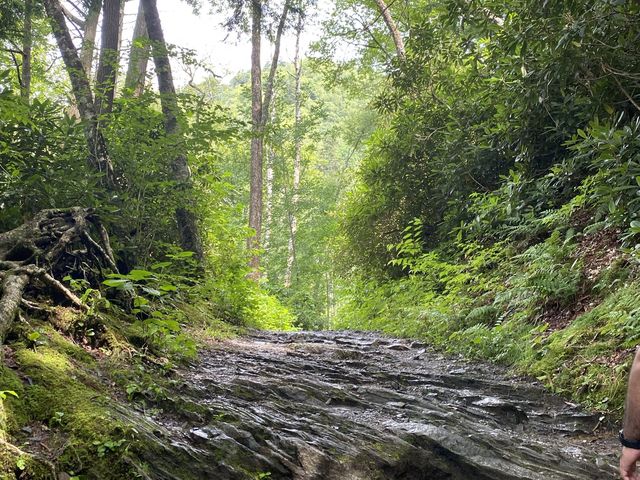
[92,438,128,458]
[49,411,65,427]
[25,330,45,349]
[15,456,26,471]
[0,390,18,401]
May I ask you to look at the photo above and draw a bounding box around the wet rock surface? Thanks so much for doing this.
[128,331,618,479]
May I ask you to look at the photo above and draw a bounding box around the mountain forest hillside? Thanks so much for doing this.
[0,0,639,477]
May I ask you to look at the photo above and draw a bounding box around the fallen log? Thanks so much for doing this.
[0,208,117,344]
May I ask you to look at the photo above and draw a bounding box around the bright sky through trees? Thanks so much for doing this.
[120,0,329,85]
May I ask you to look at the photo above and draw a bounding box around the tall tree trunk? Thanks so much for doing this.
[141,0,203,260]
[21,0,32,101]
[80,0,102,78]
[125,0,149,96]
[248,0,290,278]
[261,0,290,125]
[95,0,122,116]
[248,0,264,277]
[373,0,405,59]
[264,141,274,252]
[43,0,116,187]
[284,16,303,288]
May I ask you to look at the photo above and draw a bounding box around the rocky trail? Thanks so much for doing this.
[124,331,618,479]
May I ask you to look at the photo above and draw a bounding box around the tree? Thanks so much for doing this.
[125,0,150,96]
[95,0,123,116]
[141,0,204,260]
[42,0,116,186]
[284,13,303,288]
[20,0,33,100]
[80,0,102,78]
[373,0,404,58]
[248,0,264,276]
[248,0,291,278]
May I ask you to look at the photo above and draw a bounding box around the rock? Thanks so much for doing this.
[110,331,615,480]
[189,427,210,442]
[386,343,411,351]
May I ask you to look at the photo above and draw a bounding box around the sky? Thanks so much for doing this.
[121,0,330,86]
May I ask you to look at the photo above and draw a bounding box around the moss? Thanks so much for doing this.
[45,329,94,364]
[50,307,82,332]
[7,338,137,478]
[180,302,243,342]
[0,362,27,432]
[0,442,56,479]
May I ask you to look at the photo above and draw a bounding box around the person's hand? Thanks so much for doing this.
[620,447,640,479]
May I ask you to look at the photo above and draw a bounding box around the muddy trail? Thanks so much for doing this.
[125,331,618,479]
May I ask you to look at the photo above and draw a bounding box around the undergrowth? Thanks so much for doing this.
[0,249,295,478]
[335,197,640,417]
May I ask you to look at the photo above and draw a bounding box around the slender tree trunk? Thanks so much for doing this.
[284,17,303,288]
[248,0,264,277]
[80,0,102,78]
[95,0,122,116]
[125,0,149,96]
[43,0,116,186]
[264,142,274,252]
[141,0,203,260]
[21,0,32,101]
[248,0,290,278]
[373,0,405,58]
[261,0,290,125]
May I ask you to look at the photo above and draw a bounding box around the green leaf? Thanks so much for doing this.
[141,286,162,296]
[169,251,195,259]
[27,331,41,342]
[103,279,133,289]
[127,269,154,281]
[133,296,149,307]
[150,262,172,270]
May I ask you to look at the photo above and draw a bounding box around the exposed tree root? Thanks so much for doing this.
[0,208,117,344]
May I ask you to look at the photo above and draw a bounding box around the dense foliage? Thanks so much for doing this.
[0,1,297,475]
[2,0,640,475]
[334,0,640,414]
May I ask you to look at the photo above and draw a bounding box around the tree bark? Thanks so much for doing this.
[284,16,303,288]
[141,0,203,260]
[95,0,123,116]
[261,0,290,125]
[248,0,264,278]
[21,0,33,101]
[0,273,29,343]
[125,0,150,96]
[43,0,116,187]
[80,0,102,78]
[264,125,275,252]
[373,0,405,59]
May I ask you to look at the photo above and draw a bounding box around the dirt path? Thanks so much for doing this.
[129,331,618,479]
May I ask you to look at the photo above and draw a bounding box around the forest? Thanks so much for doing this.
[0,0,639,478]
